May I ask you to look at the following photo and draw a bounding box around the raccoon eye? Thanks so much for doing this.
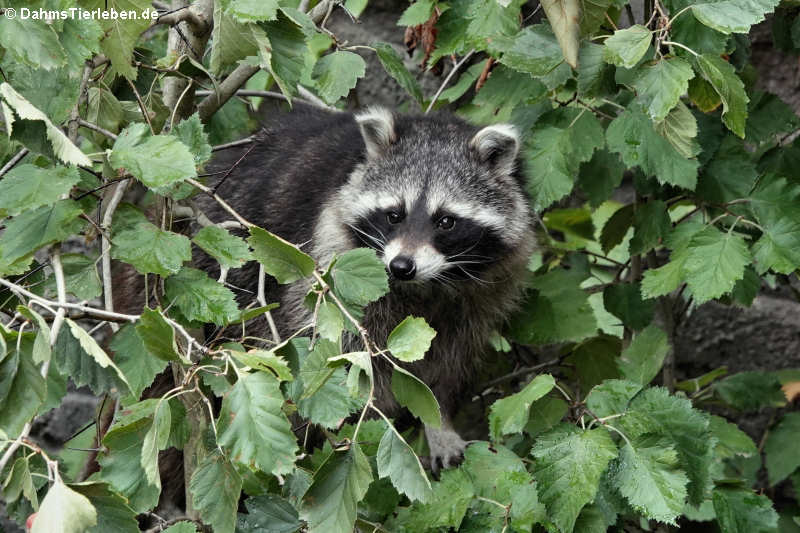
[437,216,456,230]
[386,211,403,224]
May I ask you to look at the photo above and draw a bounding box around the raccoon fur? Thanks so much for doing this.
[197,104,535,469]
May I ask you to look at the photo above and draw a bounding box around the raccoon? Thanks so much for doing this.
[199,104,535,469]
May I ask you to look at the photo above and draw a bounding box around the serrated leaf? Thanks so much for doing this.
[694,54,749,138]
[82,0,151,80]
[110,325,168,400]
[531,424,618,533]
[172,113,212,166]
[71,482,139,533]
[190,451,242,533]
[0,164,80,216]
[262,12,308,99]
[684,225,750,303]
[617,325,670,385]
[31,480,97,533]
[697,136,757,204]
[398,0,435,26]
[603,25,651,68]
[316,301,344,342]
[523,108,604,210]
[752,217,800,274]
[387,316,437,362]
[330,248,389,306]
[111,220,191,277]
[525,395,569,436]
[312,51,366,104]
[54,254,103,301]
[489,374,556,440]
[465,0,521,41]
[135,308,183,362]
[237,494,301,533]
[603,282,655,331]
[632,57,695,122]
[391,366,442,427]
[299,444,373,533]
[192,225,252,269]
[715,371,786,411]
[709,415,757,459]
[228,350,293,381]
[110,123,197,188]
[606,109,699,189]
[0,17,66,71]
[373,42,424,105]
[376,426,432,502]
[0,342,44,438]
[540,0,580,68]
[396,468,474,530]
[66,319,132,394]
[586,379,643,419]
[610,436,689,525]
[0,199,84,266]
[712,487,779,533]
[690,0,780,34]
[141,400,170,486]
[577,149,626,207]
[495,24,565,76]
[164,267,239,325]
[3,457,37,509]
[600,204,634,254]
[656,101,701,159]
[217,371,297,474]
[227,0,279,21]
[764,412,800,486]
[248,226,315,284]
[209,3,261,74]
[52,326,123,396]
[618,387,713,505]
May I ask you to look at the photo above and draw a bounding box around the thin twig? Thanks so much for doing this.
[426,50,475,113]
[211,136,255,152]
[101,180,132,333]
[0,148,29,177]
[78,119,119,141]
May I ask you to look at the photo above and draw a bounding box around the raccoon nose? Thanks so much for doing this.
[389,256,416,280]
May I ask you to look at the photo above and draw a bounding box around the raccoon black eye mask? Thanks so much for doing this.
[198,104,535,471]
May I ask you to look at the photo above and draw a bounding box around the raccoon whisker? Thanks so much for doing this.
[446,259,495,268]
[359,216,389,243]
[346,223,385,250]
[456,266,497,286]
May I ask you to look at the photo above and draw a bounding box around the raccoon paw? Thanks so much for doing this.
[424,424,467,473]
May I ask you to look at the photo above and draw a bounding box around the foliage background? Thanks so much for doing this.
[1,0,800,532]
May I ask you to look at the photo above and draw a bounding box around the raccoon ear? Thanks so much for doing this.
[355,107,397,159]
[470,124,520,175]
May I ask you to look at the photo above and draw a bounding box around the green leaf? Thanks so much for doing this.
[110,123,197,188]
[316,301,344,342]
[164,267,239,325]
[262,12,308,99]
[3,457,37,509]
[715,371,786,411]
[617,325,670,385]
[0,342,44,438]
[237,494,302,533]
[52,326,123,396]
[162,523,198,533]
[752,217,800,275]
[694,54,749,138]
[172,113,212,166]
[696,136,757,204]
[603,25,651,68]
[209,3,260,74]
[508,268,597,345]
[709,415,757,459]
[540,0,581,68]
[56,254,103,301]
[618,387,713,505]
[190,451,243,533]
[376,426,432,502]
[71,482,139,533]
[655,101,701,159]
[531,424,618,533]
[712,487,779,533]
[599,204,634,254]
[81,0,151,80]
[373,42,424,105]
[387,316,437,363]
[764,412,800,486]
[299,444,373,533]
[330,248,389,307]
[494,24,565,77]
[586,379,643,419]
[746,91,800,145]
[66,319,132,394]
[523,108,605,210]
[684,225,751,303]
[228,349,293,381]
[391,366,442,427]
[312,51,366,104]
[30,480,97,533]
[577,149,626,207]
[398,0,435,26]
[489,374,556,440]
[464,0,521,42]
[135,308,183,362]
[111,221,191,277]
[690,0,781,34]
[525,395,569,437]
[0,200,84,266]
[217,371,298,474]
[606,109,699,189]
[631,57,695,122]
[141,400,170,486]
[227,0,280,21]
[603,282,655,330]
[192,225,252,269]
[110,325,168,400]
[0,164,80,216]
[248,226,315,284]
[0,17,66,71]
[394,468,474,530]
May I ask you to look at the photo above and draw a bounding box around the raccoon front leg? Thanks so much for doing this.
[424,418,467,473]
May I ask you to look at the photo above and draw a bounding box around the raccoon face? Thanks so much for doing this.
[343,108,531,285]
